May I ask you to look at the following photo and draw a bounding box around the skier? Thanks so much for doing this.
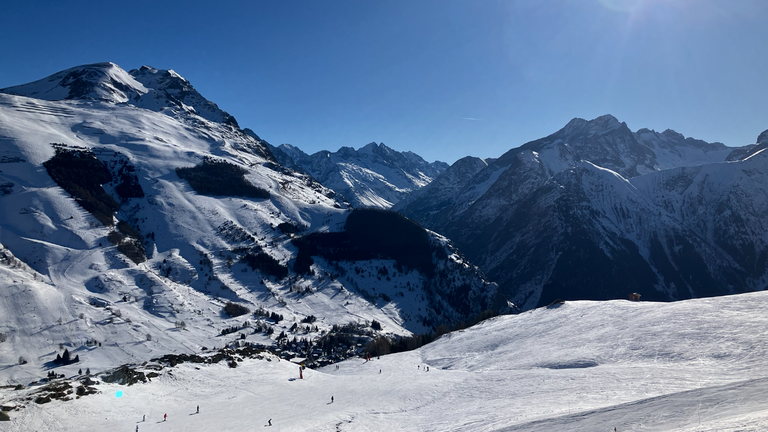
[196,405,199,413]
[331,396,334,403]
[142,414,145,422]
[268,418,272,426]
[163,413,167,422]
[136,426,138,432]
[379,369,381,374]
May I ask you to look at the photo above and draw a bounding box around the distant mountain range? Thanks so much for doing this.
[254,138,449,209]
[397,115,768,309]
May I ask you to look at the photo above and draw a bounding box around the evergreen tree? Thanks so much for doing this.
[62,349,70,363]
[78,368,82,375]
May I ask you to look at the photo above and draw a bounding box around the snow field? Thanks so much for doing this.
[5,291,768,431]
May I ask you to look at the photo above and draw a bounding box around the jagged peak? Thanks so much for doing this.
[661,129,685,140]
[336,146,358,159]
[358,142,377,153]
[335,142,395,159]
[635,128,685,141]
[128,65,191,90]
[563,117,588,130]
[561,114,624,136]
[634,127,727,152]
[133,65,185,81]
[359,142,389,156]
[127,64,238,126]
[593,114,621,124]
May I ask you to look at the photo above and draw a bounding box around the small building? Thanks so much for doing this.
[629,292,641,301]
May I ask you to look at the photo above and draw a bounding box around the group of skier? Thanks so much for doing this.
[132,357,429,429]
[133,406,276,428]
[134,407,192,430]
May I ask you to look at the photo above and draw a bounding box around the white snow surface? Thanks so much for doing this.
[3,292,768,431]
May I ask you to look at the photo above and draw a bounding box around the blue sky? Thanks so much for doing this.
[1,0,766,164]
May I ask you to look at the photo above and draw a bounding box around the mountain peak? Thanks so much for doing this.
[134,65,185,80]
[757,129,768,144]
[593,113,620,124]
[358,142,378,153]
[562,114,623,136]
[0,62,147,103]
[661,129,685,140]
[0,62,238,126]
[128,65,190,91]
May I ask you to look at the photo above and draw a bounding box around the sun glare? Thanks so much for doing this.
[597,0,692,15]
[597,0,645,13]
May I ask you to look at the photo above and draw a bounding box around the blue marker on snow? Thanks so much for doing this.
[116,390,124,398]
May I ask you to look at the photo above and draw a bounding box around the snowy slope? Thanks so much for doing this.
[4,292,768,431]
[0,63,498,386]
[272,142,449,209]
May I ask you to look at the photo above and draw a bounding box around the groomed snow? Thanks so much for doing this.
[4,291,768,431]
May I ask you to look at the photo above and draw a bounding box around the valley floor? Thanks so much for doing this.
[3,292,768,431]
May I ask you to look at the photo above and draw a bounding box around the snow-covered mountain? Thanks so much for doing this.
[263,140,449,209]
[0,62,500,385]
[397,115,765,309]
